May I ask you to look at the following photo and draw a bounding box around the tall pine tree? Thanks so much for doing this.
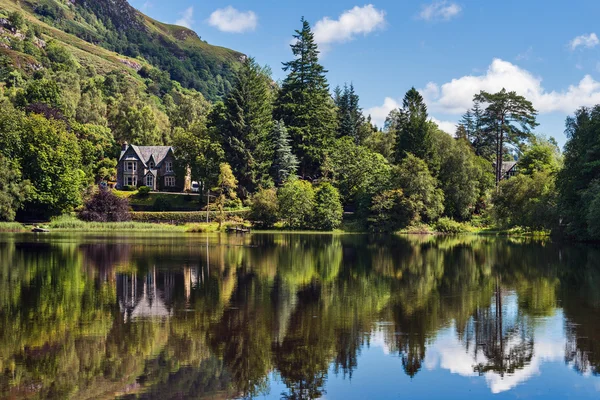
[274,18,337,179]
[211,57,274,197]
[272,120,299,185]
[391,87,432,164]
[334,83,365,145]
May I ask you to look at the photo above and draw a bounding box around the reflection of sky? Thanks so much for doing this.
[261,294,600,400]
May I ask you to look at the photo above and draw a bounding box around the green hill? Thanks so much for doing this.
[0,0,244,100]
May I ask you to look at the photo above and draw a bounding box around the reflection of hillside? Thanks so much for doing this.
[1,234,600,398]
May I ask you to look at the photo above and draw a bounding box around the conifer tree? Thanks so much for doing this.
[212,57,274,197]
[274,18,337,179]
[272,120,299,185]
[334,83,365,145]
[392,87,432,164]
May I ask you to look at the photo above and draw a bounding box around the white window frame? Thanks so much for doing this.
[126,176,137,187]
[146,175,154,188]
[165,176,175,187]
[166,161,173,173]
[126,161,137,172]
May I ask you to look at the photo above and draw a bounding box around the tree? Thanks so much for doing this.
[368,189,416,232]
[458,100,494,159]
[519,136,562,175]
[473,89,538,185]
[313,183,343,230]
[212,57,274,197]
[0,156,31,221]
[8,11,25,32]
[272,120,299,185]
[214,163,238,230]
[249,188,279,229]
[391,88,433,164]
[79,187,131,222]
[391,153,444,222]
[274,18,337,179]
[277,178,315,229]
[334,83,365,144]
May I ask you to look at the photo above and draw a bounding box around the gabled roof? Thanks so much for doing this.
[502,161,518,174]
[119,145,174,167]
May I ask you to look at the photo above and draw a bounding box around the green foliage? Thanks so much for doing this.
[138,186,151,196]
[212,57,274,196]
[313,182,343,230]
[368,189,416,232]
[277,178,315,229]
[586,185,600,240]
[520,136,562,175]
[130,210,249,223]
[214,163,238,228]
[492,171,558,230]
[249,188,279,229]
[334,83,366,144]
[434,217,468,234]
[8,11,25,31]
[272,120,299,185]
[0,156,31,221]
[392,153,444,222]
[325,136,391,205]
[153,196,173,212]
[274,18,337,178]
[390,88,433,165]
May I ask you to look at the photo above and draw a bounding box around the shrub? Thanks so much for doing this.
[249,188,279,229]
[152,196,172,211]
[122,185,136,192]
[369,189,417,233]
[79,187,131,222]
[131,210,249,224]
[138,186,151,196]
[435,217,467,234]
[277,179,315,229]
[313,183,343,230]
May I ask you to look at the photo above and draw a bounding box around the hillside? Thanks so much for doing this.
[0,0,244,101]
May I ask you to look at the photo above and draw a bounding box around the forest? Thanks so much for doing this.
[0,3,600,240]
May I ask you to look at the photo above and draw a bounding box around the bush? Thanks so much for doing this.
[152,196,172,211]
[277,179,315,229]
[313,183,343,230]
[131,210,249,224]
[122,185,136,192]
[369,189,417,233]
[435,217,467,234]
[249,188,279,229]
[225,197,243,209]
[79,187,131,222]
[138,186,151,196]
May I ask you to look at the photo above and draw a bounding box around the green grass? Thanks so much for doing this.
[0,222,28,232]
[48,215,185,232]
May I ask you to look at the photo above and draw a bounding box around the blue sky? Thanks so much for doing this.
[130,0,600,146]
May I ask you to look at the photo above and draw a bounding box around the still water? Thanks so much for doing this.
[0,233,599,399]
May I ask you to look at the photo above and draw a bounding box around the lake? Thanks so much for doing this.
[0,233,599,399]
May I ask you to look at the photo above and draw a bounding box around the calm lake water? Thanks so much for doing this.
[1,233,599,399]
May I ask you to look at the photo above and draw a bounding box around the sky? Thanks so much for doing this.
[129,0,600,146]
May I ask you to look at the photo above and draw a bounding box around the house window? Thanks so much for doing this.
[166,161,173,173]
[126,176,137,186]
[126,161,137,172]
[148,162,155,169]
[165,176,175,187]
[146,175,154,188]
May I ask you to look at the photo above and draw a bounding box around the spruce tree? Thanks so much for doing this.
[272,120,299,185]
[334,83,365,145]
[391,88,433,165]
[212,57,274,197]
[274,17,337,179]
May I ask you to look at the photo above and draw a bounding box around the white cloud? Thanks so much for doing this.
[176,6,194,28]
[313,5,386,46]
[420,58,600,115]
[431,117,457,134]
[569,33,599,50]
[208,6,257,33]
[418,1,462,21]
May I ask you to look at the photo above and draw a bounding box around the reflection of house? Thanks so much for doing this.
[117,143,188,191]
[118,268,172,320]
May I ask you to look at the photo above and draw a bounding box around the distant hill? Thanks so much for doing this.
[0,0,244,101]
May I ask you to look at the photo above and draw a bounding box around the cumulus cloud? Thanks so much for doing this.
[176,6,194,28]
[313,5,386,46]
[569,33,599,50]
[420,58,600,115]
[418,1,462,21]
[208,6,258,33]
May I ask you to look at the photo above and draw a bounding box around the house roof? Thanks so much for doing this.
[119,145,174,167]
[501,161,518,174]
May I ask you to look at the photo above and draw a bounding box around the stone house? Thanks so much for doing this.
[117,143,188,191]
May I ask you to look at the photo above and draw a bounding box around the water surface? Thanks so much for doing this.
[1,233,599,399]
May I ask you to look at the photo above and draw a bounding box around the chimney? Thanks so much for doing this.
[122,142,128,151]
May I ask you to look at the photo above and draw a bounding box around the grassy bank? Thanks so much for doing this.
[0,222,29,232]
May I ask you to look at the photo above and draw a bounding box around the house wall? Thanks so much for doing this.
[117,147,183,192]
[116,147,144,189]
[156,154,181,191]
